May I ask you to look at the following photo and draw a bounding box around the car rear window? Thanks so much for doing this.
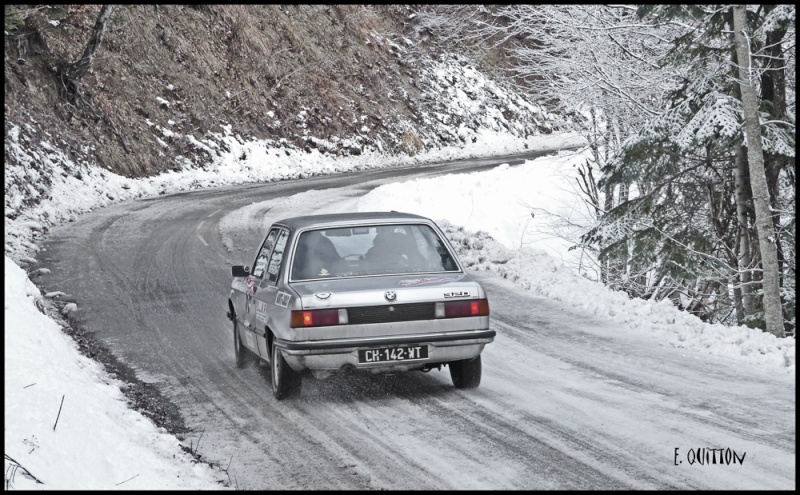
[290,224,459,281]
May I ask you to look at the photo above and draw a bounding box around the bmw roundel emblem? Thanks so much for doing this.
[384,290,397,302]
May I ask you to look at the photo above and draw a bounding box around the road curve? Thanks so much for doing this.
[36,150,795,489]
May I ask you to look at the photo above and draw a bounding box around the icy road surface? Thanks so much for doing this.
[37,152,795,489]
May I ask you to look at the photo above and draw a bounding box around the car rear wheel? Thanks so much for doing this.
[271,344,302,400]
[449,354,481,389]
[233,319,253,368]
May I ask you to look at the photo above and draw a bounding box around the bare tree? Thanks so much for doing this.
[733,144,757,319]
[60,5,115,102]
[417,5,684,212]
[732,5,785,338]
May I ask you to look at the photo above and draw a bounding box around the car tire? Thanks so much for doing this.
[449,354,481,389]
[271,344,302,400]
[233,319,253,368]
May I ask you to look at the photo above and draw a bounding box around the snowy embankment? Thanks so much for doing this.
[447,227,796,372]
[4,126,578,264]
[4,257,225,489]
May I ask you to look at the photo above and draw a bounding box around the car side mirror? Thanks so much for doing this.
[231,265,250,277]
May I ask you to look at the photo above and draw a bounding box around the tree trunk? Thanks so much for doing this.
[733,144,756,316]
[760,8,789,294]
[732,5,784,338]
[65,5,115,81]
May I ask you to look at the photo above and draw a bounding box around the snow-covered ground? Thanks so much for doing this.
[4,60,794,490]
[4,257,226,489]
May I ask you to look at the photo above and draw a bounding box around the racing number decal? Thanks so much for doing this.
[275,292,291,308]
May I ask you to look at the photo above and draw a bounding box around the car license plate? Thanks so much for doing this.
[358,345,428,363]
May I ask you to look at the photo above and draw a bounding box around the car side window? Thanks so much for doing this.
[266,229,290,283]
[252,229,279,279]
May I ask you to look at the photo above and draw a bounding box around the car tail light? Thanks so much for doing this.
[291,309,348,327]
[435,299,489,318]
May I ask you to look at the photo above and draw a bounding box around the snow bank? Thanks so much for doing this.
[3,256,225,490]
[427,220,798,374]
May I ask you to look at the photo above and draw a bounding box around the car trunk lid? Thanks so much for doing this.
[289,272,481,310]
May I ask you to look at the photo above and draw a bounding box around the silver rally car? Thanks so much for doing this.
[227,211,495,399]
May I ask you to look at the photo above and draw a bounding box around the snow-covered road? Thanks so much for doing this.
[33,152,795,489]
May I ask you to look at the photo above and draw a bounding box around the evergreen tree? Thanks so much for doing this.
[582,5,794,331]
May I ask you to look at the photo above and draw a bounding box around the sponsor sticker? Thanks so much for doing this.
[398,276,455,287]
[245,279,257,295]
[275,291,292,308]
[255,300,268,323]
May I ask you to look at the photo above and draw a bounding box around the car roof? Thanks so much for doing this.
[275,211,433,231]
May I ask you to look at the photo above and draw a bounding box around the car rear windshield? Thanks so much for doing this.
[290,223,460,281]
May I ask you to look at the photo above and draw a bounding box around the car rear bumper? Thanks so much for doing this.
[274,329,495,372]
